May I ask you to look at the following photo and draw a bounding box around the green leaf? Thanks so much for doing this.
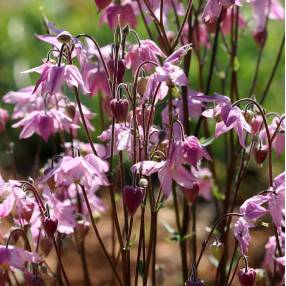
[212,186,225,201]
[200,136,215,147]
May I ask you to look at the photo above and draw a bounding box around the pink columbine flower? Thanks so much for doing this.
[0,245,41,271]
[25,62,89,96]
[240,195,269,223]
[125,40,165,73]
[200,93,251,147]
[95,0,112,12]
[131,142,196,197]
[99,1,137,29]
[182,136,212,168]
[263,232,285,273]
[12,109,79,142]
[143,45,192,102]
[234,217,251,255]
[41,155,109,191]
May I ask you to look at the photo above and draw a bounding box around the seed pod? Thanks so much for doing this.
[182,182,200,204]
[43,217,58,238]
[122,186,145,216]
[110,98,129,122]
[238,268,256,286]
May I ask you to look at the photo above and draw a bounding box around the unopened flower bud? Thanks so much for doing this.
[253,29,267,47]
[182,182,200,204]
[238,268,256,286]
[57,31,72,44]
[110,98,129,122]
[253,145,268,165]
[250,116,263,135]
[65,103,76,119]
[43,217,58,238]
[122,186,145,216]
[210,241,224,261]
[75,220,90,242]
[40,237,53,256]
[107,59,125,83]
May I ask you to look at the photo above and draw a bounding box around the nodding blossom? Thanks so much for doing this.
[99,1,137,29]
[234,217,251,255]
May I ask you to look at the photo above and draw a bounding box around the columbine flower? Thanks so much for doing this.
[240,195,269,223]
[12,109,79,142]
[201,93,251,147]
[99,1,137,29]
[125,40,165,73]
[143,45,192,102]
[234,217,251,255]
[263,232,285,273]
[131,142,196,197]
[41,154,109,191]
[25,62,89,96]
[0,245,41,271]
[181,136,212,168]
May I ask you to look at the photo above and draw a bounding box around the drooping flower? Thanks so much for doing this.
[12,109,79,142]
[0,108,9,134]
[24,62,89,96]
[0,245,41,271]
[99,1,137,29]
[131,142,196,197]
[125,40,165,73]
[200,93,251,146]
[234,217,251,255]
[181,136,212,168]
[142,45,192,102]
[237,268,256,286]
[122,186,145,216]
[240,194,269,223]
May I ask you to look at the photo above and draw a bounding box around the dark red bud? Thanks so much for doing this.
[253,146,268,165]
[107,59,125,83]
[182,182,200,204]
[253,29,267,47]
[110,98,129,122]
[122,186,145,216]
[43,217,58,238]
[238,268,256,286]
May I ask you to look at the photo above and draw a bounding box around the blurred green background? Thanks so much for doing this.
[0,0,284,177]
